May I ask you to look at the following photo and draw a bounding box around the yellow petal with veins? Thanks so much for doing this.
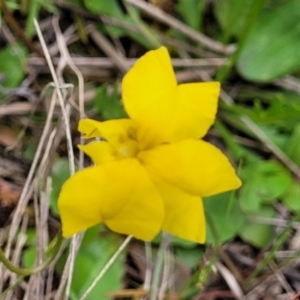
[58,158,164,240]
[122,47,220,148]
[78,141,120,164]
[171,82,220,141]
[122,47,177,149]
[139,139,242,198]
[153,179,206,243]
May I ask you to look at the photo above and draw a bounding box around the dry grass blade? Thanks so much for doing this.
[123,0,234,54]
[215,262,245,300]
[33,18,75,175]
[144,242,153,292]
[0,16,77,298]
[269,260,294,297]
[0,103,35,117]
[28,56,228,69]
[49,15,87,298]
[158,249,174,300]
[52,15,85,120]
[274,75,300,95]
[4,77,58,267]
[87,23,129,73]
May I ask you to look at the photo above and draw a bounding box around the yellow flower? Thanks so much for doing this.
[58,47,241,243]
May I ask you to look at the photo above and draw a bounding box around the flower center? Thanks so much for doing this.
[118,139,139,158]
[114,126,139,158]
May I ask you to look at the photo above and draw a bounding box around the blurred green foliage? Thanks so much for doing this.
[92,85,127,120]
[0,44,27,92]
[176,0,206,30]
[237,0,300,81]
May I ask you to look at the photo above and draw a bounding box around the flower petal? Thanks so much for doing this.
[78,118,138,158]
[58,167,104,237]
[171,82,220,141]
[139,139,242,197]
[78,141,119,165]
[58,158,164,240]
[122,47,177,149]
[122,47,220,147]
[79,118,135,139]
[154,180,205,243]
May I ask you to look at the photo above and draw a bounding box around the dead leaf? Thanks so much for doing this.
[0,125,19,147]
[0,178,21,207]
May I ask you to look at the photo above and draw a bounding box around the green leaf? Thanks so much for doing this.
[172,236,197,249]
[5,0,19,9]
[239,206,275,248]
[23,142,37,162]
[175,247,204,269]
[282,181,300,213]
[257,94,300,131]
[285,123,300,167]
[239,161,292,211]
[205,192,245,244]
[0,44,27,88]
[176,0,205,30]
[231,90,300,131]
[25,0,40,37]
[84,0,124,18]
[24,0,56,37]
[71,230,124,300]
[23,248,37,269]
[237,0,300,81]
[22,229,38,268]
[92,85,127,120]
[214,0,253,39]
[152,232,197,248]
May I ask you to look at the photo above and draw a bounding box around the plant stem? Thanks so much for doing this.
[0,231,63,276]
[0,276,25,298]
[150,233,172,300]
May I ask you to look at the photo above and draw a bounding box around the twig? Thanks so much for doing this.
[34,18,75,175]
[88,24,129,73]
[215,262,245,300]
[5,78,59,261]
[150,233,172,300]
[28,56,227,69]
[143,242,152,292]
[158,249,173,300]
[248,216,300,229]
[293,291,300,300]
[52,16,85,120]
[268,260,294,297]
[274,75,300,95]
[0,103,35,117]
[51,15,87,298]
